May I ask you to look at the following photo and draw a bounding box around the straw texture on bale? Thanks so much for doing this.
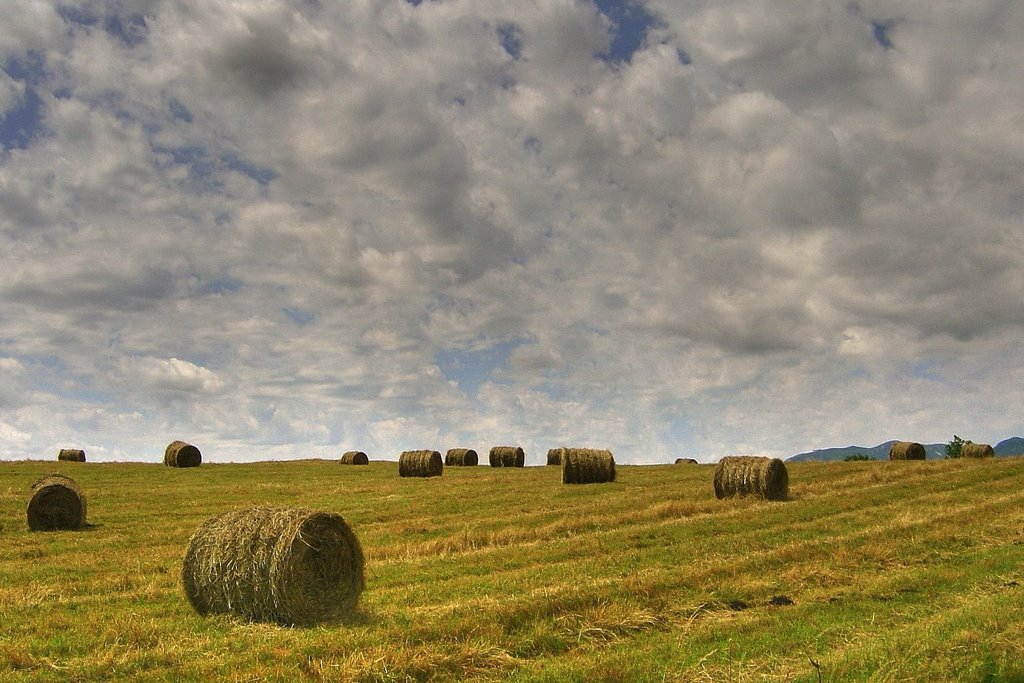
[165,440,202,467]
[561,448,616,484]
[675,458,698,465]
[489,446,525,468]
[181,506,364,626]
[546,448,564,466]
[713,456,789,501]
[961,442,994,459]
[27,474,87,531]
[445,448,478,466]
[340,451,369,465]
[888,441,926,460]
[399,450,443,477]
[57,448,86,462]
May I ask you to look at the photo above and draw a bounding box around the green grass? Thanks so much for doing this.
[2,458,1023,681]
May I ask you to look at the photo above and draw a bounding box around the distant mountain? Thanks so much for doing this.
[788,437,1024,462]
[995,437,1024,456]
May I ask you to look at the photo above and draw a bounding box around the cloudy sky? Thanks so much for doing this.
[2,1,1022,464]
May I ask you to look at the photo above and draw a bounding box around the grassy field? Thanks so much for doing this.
[1,457,1023,682]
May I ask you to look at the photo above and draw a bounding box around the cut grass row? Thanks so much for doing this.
[1,457,1023,681]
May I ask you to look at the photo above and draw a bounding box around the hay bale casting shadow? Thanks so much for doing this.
[961,442,994,458]
[489,446,525,468]
[399,450,443,477]
[445,448,478,466]
[27,474,87,531]
[165,440,202,467]
[713,456,788,501]
[547,448,564,466]
[561,448,616,484]
[182,506,365,626]
[340,451,369,465]
[888,441,926,460]
[57,448,86,462]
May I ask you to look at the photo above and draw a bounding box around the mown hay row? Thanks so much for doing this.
[165,440,202,467]
[713,456,788,501]
[547,448,564,466]
[489,446,525,468]
[962,442,994,458]
[182,506,364,626]
[27,474,87,531]
[399,450,443,478]
[445,448,478,466]
[561,448,616,484]
[889,441,926,460]
[340,451,369,465]
[57,448,86,462]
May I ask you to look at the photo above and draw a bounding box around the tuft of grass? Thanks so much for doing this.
[1,458,1023,680]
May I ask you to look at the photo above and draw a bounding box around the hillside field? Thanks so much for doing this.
[1,457,1023,682]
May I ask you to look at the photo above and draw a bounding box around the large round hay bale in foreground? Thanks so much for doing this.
[445,448,478,466]
[961,442,994,459]
[182,506,364,626]
[340,451,369,465]
[546,448,564,466]
[489,446,525,468]
[888,441,926,460]
[713,456,788,501]
[165,440,202,467]
[27,474,87,531]
[57,448,86,462]
[399,450,443,477]
[561,448,616,484]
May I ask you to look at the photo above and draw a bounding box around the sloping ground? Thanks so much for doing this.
[1,458,1022,681]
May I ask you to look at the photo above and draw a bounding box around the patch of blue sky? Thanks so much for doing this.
[497,23,523,60]
[197,276,243,296]
[593,0,663,64]
[1,52,48,151]
[168,98,193,123]
[104,13,148,47]
[436,339,523,398]
[871,21,894,49]
[283,307,316,326]
[223,152,277,186]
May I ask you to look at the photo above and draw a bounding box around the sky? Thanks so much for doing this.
[1,0,1023,464]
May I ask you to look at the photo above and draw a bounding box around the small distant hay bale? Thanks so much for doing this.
[165,440,202,467]
[961,442,994,459]
[445,448,478,466]
[489,446,525,468]
[399,450,443,477]
[713,456,788,501]
[888,441,926,460]
[181,506,364,626]
[675,458,698,465]
[340,451,369,465]
[57,448,86,462]
[546,448,565,466]
[27,474,87,531]
[561,448,616,484]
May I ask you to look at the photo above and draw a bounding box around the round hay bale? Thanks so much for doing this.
[675,458,698,465]
[489,446,525,468]
[546,448,564,466]
[561,448,616,484]
[888,441,926,460]
[27,474,87,531]
[961,442,994,459]
[165,440,202,467]
[57,448,86,462]
[445,448,478,466]
[399,450,443,478]
[340,451,369,465]
[712,456,788,501]
[182,506,364,626]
